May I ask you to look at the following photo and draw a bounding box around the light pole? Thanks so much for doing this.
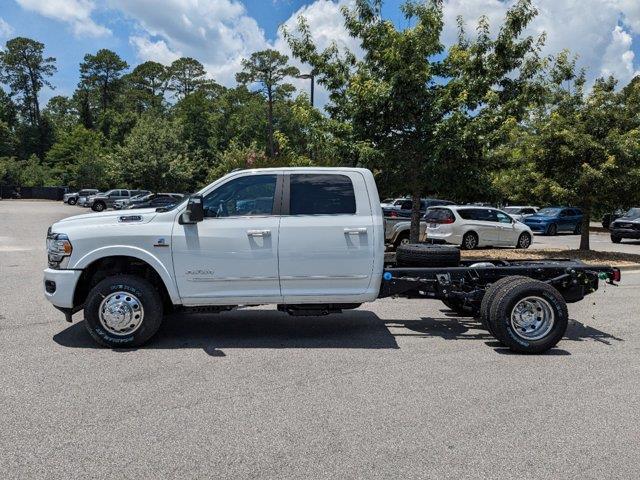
[297,73,314,107]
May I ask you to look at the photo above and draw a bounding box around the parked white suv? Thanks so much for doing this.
[421,206,533,249]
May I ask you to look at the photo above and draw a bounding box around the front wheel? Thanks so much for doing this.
[84,275,164,348]
[516,232,531,249]
[573,222,582,234]
[92,201,106,212]
[611,235,622,244]
[461,232,478,250]
[546,223,558,236]
[488,279,568,354]
[68,198,77,205]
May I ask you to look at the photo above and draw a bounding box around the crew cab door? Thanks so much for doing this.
[278,172,375,301]
[171,173,282,305]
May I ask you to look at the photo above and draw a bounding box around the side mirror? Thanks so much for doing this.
[180,194,204,224]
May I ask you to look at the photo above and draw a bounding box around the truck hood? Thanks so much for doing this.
[53,208,158,229]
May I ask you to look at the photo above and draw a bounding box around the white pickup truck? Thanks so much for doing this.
[44,167,620,353]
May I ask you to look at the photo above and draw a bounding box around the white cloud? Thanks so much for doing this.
[113,0,358,107]
[442,0,640,87]
[109,0,266,84]
[129,36,181,65]
[15,0,110,37]
[0,17,15,38]
[601,25,640,80]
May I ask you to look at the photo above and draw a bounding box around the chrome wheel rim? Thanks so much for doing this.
[99,291,144,336]
[510,296,554,340]
[400,237,410,246]
[464,234,477,249]
[518,234,531,248]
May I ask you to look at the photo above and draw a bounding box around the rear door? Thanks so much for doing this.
[458,209,500,245]
[278,172,375,300]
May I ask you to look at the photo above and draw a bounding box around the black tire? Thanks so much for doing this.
[68,198,77,205]
[479,276,530,337]
[441,299,478,317]
[573,222,582,235]
[461,231,478,250]
[547,223,557,236]
[84,274,164,348]
[611,235,622,244]
[488,279,568,354]
[393,232,410,250]
[396,243,460,268]
[516,232,531,249]
[92,201,106,212]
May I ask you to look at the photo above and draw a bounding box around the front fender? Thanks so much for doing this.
[72,245,181,304]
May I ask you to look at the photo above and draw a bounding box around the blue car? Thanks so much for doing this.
[523,207,583,236]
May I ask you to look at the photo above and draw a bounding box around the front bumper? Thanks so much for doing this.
[43,268,83,309]
[525,223,547,233]
[610,228,640,239]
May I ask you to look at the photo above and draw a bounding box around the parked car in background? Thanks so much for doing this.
[383,198,455,218]
[63,189,98,206]
[380,197,407,209]
[602,209,625,229]
[522,207,583,236]
[125,193,184,210]
[421,206,533,249]
[78,191,103,207]
[113,191,152,210]
[88,189,148,212]
[503,206,538,222]
[609,208,640,243]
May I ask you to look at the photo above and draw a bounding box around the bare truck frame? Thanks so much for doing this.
[378,257,621,354]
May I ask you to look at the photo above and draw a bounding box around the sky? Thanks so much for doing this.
[1,0,640,107]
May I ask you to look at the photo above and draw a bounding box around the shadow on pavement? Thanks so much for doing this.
[384,308,624,355]
[52,309,400,355]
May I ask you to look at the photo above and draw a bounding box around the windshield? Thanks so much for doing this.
[503,207,521,214]
[622,208,640,219]
[156,194,190,212]
[537,208,560,216]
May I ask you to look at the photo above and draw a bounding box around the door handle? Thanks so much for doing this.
[247,229,271,237]
[344,227,367,235]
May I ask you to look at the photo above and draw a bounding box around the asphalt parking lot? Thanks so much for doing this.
[1,200,639,479]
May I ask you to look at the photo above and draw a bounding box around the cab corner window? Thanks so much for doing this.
[290,174,356,215]
[203,174,277,218]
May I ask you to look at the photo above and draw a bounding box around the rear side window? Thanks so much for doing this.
[458,209,495,221]
[424,208,454,222]
[290,174,356,215]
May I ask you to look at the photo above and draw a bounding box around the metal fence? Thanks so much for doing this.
[0,185,68,200]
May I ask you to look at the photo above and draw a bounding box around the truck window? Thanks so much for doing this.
[289,174,356,215]
[203,174,277,218]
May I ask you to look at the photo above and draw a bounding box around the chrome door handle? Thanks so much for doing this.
[344,227,367,235]
[247,229,271,237]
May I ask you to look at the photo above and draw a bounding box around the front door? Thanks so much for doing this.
[494,210,519,245]
[278,172,375,301]
[171,173,282,305]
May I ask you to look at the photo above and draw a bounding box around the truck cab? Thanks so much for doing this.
[44,168,385,347]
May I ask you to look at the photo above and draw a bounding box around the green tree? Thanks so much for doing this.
[285,0,544,241]
[79,49,129,115]
[0,37,56,128]
[167,57,207,99]
[117,114,199,192]
[492,56,640,250]
[236,49,299,158]
[45,124,108,188]
[44,95,78,137]
[125,61,168,112]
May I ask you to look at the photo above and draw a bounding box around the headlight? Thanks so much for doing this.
[46,229,73,269]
